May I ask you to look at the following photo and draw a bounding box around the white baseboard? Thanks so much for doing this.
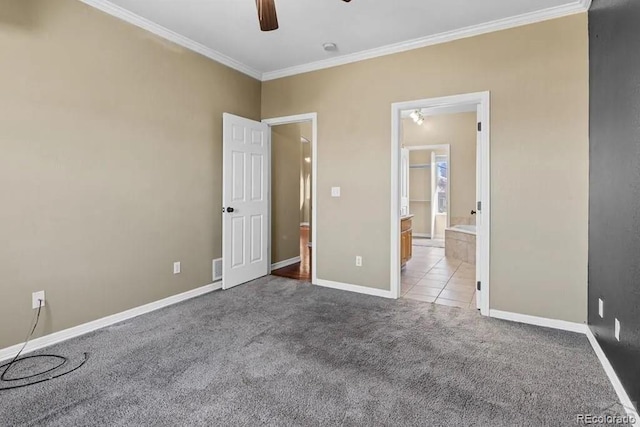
[315,279,394,299]
[413,233,431,238]
[586,329,639,426]
[0,281,222,362]
[490,309,637,423]
[300,222,310,227]
[489,309,588,334]
[271,256,301,270]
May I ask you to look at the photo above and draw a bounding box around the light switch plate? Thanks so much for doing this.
[615,318,620,341]
[598,298,604,318]
[331,187,341,197]
[173,262,181,274]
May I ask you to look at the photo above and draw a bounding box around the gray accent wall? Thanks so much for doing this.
[588,0,640,410]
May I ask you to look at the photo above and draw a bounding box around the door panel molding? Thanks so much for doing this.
[222,113,270,289]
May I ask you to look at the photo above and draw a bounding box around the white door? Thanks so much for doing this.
[475,106,482,309]
[400,148,410,217]
[222,113,270,289]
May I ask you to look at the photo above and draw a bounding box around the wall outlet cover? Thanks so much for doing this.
[615,318,621,341]
[331,187,341,197]
[173,262,181,274]
[598,298,604,318]
[32,291,45,309]
[355,256,362,267]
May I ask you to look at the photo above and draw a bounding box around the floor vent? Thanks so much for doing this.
[213,258,222,282]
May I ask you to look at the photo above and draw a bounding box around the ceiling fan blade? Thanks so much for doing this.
[256,0,279,32]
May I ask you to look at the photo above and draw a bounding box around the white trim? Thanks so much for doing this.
[478,93,491,315]
[489,309,587,334]
[489,307,638,423]
[78,0,262,80]
[391,92,490,318]
[262,113,318,285]
[262,0,591,81]
[0,282,222,363]
[271,256,301,270]
[300,222,310,227]
[80,0,589,82]
[315,279,395,299]
[586,329,640,426]
[406,144,451,152]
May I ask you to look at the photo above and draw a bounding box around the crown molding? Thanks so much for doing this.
[79,0,590,82]
[78,0,263,80]
[262,0,591,81]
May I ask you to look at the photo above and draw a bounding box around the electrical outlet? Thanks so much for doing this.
[173,262,181,274]
[355,256,362,267]
[598,298,604,318]
[331,187,341,197]
[615,318,621,341]
[32,291,45,309]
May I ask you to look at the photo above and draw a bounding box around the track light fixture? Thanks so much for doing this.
[410,109,425,126]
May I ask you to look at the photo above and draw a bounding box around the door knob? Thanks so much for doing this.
[470,210,476,215]
[227,207,235,213]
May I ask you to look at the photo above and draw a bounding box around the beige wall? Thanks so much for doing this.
[271,124,302,263]
[0,0,261,348]
[262,14,589,323]
[404,113,477,226]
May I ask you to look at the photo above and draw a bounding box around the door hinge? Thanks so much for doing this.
[477,201,482,211]
[477,281,481,291]
[477,122,482,132]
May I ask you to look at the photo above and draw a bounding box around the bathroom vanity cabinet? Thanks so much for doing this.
[401,215,413,267]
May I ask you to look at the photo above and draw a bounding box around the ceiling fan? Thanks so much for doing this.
[256,0,352,32]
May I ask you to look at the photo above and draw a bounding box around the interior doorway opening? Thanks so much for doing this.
[402,144,451,248]
[268,121,313,281]
[391,92,490,315]
[263,114,318,284]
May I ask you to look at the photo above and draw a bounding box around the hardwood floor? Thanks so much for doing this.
[271,226,311,281]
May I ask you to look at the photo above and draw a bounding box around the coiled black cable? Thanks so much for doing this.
[0,300,88,391]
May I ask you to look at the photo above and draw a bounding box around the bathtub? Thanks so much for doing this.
[445,225,476,264]
[448,224,476,235]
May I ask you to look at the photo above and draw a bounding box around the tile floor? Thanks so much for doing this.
[401,244,478,309]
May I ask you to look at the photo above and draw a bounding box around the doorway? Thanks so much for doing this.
[268,121,313,281]
[221,113,318,289]
[402,144,451,246]
[391,92,490,315]
[263,114,318,284]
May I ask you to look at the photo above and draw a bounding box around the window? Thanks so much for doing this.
[435,155,448,214]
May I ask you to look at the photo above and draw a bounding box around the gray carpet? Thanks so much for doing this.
[0,276,628,426]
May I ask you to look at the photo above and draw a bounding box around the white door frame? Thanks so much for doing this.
[262,113,318,285]
[405,144,451,238]
[391,92,491,316]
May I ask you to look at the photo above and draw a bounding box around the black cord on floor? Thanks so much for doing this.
[0,300,88,391]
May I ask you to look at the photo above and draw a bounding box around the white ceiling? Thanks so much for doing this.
[88,0,589,80]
